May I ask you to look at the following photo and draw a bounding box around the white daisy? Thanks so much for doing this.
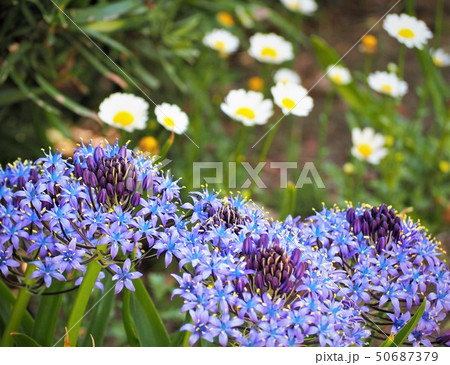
[280,0,318,15]
[383,13,432,49]
[155,103,189,135]
[351,127,388,165]
[273,68,301,85]
[431,48,450,67]
[202,29,239,55]
[221,89,274,126]
[98,93,149,132]
[248,33,294,64]
[367,71,408,98]
[271,82,314,117]
[326,65,352,85]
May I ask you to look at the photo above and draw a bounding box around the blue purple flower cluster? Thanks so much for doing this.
[169,192,449,347]
[0,142,181,293]
[1,142,449,347]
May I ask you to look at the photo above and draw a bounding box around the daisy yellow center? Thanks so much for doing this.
[398,28,415,39]
[261,47,278,58]
[214,41,225,51]
[357,143,373,158]
[163,117,175,128]
[331,74,343,84]
[433,57,443,67]
[113,111,134,126]
[281,98,296,110]
[235,107,255,120]
[380,84,393,94]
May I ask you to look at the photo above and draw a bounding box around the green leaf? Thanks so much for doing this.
[381,299,427,347]
[10,332,41,347]
[66,260,103,347]
[68,0,143,23]
[0,280,34,333]
[32,281,65,347]
[129,279,170,347]
[35,75,98,119]
[122,287,140,347]
[81,274,115,347]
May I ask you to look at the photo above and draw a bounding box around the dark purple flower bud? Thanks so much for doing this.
[370,219,378,232]
[255,272,264,290]
[89,172,98,188]
[99,176,107,188]
[294,263,306,278]
[118,146,127,159]
[131,193,141,207]
[378,227,386,238]
[371,206,378,217]
[258,234,269,248]
[82,169,91,185]
[142,174,152,191]
[125,177,136,192]
[354,217,362,235]
[116,182,125,198]
[107,173,114,184]
[376,237,386,253]
[17,176,25,189]
[271,277,279,290]
[242,237,253,255]
[29,169,39,183]
[106,183,115,197]
[362,221,370,236]
[94,146,105,162]
[379,204,388,214]
[97,189,107,205]
[291,248,301,265]
[86,155,96,171]
[436,331,450,346]
[346,208,355,225]
[363,210,371,221]
[236,278,245,293]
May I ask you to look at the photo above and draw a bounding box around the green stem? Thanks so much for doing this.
[406,0,415,14]
[1,265,35,347]
[66,260,102,347]
[259,121,281,162]
[234,124,247,162]
[318,89,334,162]
[397,44,406,79]
[434,0,444,48]
[32,281,65,346]
[0,280,34,332]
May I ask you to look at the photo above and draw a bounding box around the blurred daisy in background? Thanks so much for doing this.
[271,82,314,116]
[273,68,301,85]
[368,71,408,98]
[383,14,432,49]
[430,48,450,67]
[216,11,234,27]
[359,34,378,54]
[248,33,293,64]
[326,65,352,85]
[247,76,265,91]
[155,103,189,135]
[203,29,239,55]
[280,0,318,15]
[351,127,388,165]
[221,89,274,126]
[98,93,149,132]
